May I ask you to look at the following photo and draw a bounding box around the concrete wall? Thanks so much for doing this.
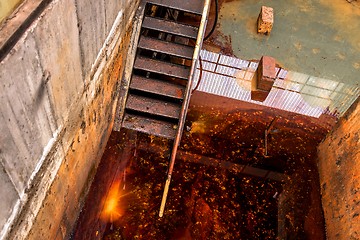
[318,99,360,240]
[0,0,140,238]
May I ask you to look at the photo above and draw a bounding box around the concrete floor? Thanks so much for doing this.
[210,0,360,86]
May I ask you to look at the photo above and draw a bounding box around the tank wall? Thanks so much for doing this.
[0,0,139,238]
[318,99,360,240]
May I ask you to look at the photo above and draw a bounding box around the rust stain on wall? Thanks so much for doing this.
[318,99,360,240]
[24,24,134,240]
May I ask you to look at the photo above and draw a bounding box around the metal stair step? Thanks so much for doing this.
[134,56,190,80]
[146,0,204,15]
[138,36,194,60]
[126,94,181,119]
[142,16,198,39]
[123,113,177,139]
[130,75,185,100]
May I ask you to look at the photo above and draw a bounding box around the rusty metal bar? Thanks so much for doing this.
[130,75,185,100]
[126,94,181,119]
[159,0,211,218]
[134,56,190,79]
[142,16,198,39]
[147,0,204,15]
[134,141,287,182]
[122,113,177,139]
[138,36,194,59]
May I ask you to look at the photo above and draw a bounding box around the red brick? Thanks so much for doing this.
[257,56,276,91]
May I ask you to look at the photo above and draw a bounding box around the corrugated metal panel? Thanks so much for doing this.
[192,50,359,118]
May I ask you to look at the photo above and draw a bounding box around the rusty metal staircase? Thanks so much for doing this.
[121,0,211,217]
[123,0,206,139]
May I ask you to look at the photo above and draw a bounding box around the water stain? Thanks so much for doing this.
[294,42,302,51]
[312,48,320,54]
[337,52,346,60]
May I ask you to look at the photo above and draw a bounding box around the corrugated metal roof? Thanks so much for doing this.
[193,50,359,118]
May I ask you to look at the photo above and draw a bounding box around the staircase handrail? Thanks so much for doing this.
[159,0,212,217]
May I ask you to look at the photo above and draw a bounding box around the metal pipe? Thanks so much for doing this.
[159,0,212,217]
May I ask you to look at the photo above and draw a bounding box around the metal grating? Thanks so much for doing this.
[193,50,360,118]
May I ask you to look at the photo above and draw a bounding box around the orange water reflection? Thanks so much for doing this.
[100,180,127,223]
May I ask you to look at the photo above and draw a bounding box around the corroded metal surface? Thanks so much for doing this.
[121,0,203,141]
[134,56,190,80]
[142,16,198,39]
[146,0,205,15]
[126,94,181,119]
[177,150,287,182]
[122,114,177,139]
[138,36,194,59]
[130,75,185,100]
[120,0,210,218]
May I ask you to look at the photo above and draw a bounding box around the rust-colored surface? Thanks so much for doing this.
[203,0,234,56]
[318,99,360,240]
[138,36,194,60]
[182,92,335,239]
[134,56,190,80]
[126,94,181,119]
[72,130,280,239]
[122,113,177,139]
[147,0,205,15]
[256,56,276,92]
[142,16,198,39]
[72,91,336,239]
[71,129,139,240]
[25,25,134,240]
[130,75,185,100]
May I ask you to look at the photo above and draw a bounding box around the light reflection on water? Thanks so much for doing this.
[193,50,359,118]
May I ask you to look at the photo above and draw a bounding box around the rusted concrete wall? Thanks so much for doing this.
[318,99,360,240]
[0,0,140,239]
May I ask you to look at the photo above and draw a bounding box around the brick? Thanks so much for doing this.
[251,56,276,102]
[257,6,274,34]
[257,56,276,91]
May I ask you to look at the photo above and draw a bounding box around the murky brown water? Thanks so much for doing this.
[72,92,336,239]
